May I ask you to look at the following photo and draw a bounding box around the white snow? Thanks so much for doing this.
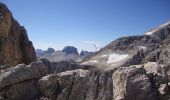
[159,21,170,28]
[138,46,147,50]
[90,60,98,63]
[101,55,107,57]
[145,30,155,35]
[145,21,170,35]
[107,53,128,64]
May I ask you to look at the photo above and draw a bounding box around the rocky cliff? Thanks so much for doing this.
[0,3,36,66]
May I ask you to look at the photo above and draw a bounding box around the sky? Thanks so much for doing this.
[1,0,170,51]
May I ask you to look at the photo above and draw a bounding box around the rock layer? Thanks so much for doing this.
[0,3,36,66]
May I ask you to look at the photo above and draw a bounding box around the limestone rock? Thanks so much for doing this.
[0,3,36,66]
[0,61,49,90]
[0,80,39,100]
[112,66,157,100]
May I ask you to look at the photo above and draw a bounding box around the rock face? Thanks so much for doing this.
[62,46,78,55]
[0,3,36,66]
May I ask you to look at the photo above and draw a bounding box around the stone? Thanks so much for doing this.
[0,80,39,100]
[158,84,169,95]
[112,66,157,100]
[0,61,49,90]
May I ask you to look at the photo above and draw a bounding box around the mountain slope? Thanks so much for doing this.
[81,21,170,70]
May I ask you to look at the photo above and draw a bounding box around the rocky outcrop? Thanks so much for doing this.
[1,58,170,100]
[62,46,78,55]
[112,66,158,100]
[0,59,112,100]
[0,3,36,66]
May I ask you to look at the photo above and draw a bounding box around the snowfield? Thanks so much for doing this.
[90,60,98,63]
[107,53,128,64]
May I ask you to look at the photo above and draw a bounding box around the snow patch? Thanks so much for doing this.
[101,55,107,57]
[107,53,128,64]
[90,60,98,63]
[145,30,155,35]
[159,21,170,28]
[138,46,147,50]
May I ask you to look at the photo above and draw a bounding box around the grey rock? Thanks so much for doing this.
[0,61,49,90]
[112,66,157,100]
[0,80,39,100]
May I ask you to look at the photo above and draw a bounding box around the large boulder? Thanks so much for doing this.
[112,66,157,100]
[0,3,36,66]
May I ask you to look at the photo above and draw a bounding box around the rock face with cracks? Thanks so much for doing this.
[0,3,36,66]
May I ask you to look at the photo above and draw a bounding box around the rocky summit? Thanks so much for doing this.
[0,3,36,66]
[1,2,170,100]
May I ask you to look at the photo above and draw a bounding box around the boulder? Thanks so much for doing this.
[112,66,157,100]
[0,61,49,90]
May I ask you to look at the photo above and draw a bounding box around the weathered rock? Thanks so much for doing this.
[0,61,49,90]
[0,3,36,66]
[0,80,39,100]
[158,84,169,95]
[56,69,113,100]
[38,74,60,98]
[112,66,157,100]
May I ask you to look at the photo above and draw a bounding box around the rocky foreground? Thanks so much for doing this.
[1,58,170,100]
[1,2,170,100]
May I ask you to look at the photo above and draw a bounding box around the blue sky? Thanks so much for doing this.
[1,0,170,51]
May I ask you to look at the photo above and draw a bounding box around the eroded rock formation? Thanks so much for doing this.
[0,3,36,66]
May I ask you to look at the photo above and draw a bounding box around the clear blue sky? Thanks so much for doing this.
[1,0,170,51]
